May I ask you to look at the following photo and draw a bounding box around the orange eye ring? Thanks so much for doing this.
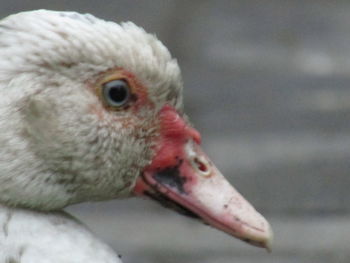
[93,68,149,112]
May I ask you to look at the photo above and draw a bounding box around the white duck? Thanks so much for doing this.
[0,10,272,263]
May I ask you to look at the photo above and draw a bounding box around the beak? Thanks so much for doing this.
[133,105,273,251]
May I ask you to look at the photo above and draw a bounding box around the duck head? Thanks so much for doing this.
[0,10,272,250]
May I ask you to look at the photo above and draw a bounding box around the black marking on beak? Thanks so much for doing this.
[153,160,187,194]
[144,190,200,220]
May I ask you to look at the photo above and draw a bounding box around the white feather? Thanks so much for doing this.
[0,205,121,263]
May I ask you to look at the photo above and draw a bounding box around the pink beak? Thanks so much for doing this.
[134,105,273,251]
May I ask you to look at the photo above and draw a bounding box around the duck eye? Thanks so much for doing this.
[102,79,130,107]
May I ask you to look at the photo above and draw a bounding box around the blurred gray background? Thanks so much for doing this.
[1,1,349,262]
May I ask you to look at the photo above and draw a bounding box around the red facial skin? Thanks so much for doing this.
[134,105,201,195]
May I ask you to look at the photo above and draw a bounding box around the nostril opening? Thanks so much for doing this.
[194,157,207,172]
[193,157,210,176]
[185,140,211,176]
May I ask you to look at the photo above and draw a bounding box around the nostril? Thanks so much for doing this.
[192,157,211,176]
[185,140,211,176]
[194,157,207,172]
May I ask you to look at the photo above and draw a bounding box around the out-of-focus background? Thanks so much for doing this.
[1,1,350,262]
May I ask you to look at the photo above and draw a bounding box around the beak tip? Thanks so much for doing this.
[242,216,273,252]
[263,223,274,253]
[265,239,273,253]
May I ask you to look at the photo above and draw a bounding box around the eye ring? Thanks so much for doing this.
[102,79,131,108]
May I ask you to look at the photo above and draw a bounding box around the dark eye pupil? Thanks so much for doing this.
[109,85,127,103]
[103,79,130,107]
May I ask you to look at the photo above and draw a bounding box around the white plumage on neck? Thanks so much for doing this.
[0,205,122,262]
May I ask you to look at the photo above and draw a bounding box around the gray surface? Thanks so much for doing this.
[1,1,350,262]
[68,201,350,263]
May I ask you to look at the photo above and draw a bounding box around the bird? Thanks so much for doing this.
[0,10,272,262]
